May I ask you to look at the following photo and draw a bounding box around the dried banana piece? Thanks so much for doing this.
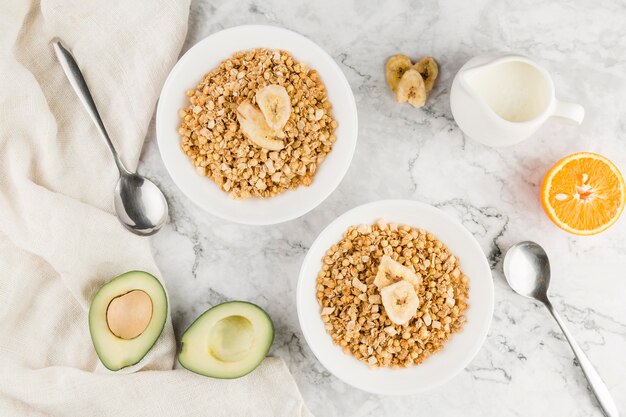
[395,69,426,108]
[413,56,438,93]
[385,54,412,92]
[236,101,285,151]
[380,280,419,325]
[374,255,422,291]
[255,85,291,131]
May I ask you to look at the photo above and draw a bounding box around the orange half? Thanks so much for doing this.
[541,152,625,235]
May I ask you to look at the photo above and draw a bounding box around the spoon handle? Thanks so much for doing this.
[51,40,128,174]
[544,300,619,417]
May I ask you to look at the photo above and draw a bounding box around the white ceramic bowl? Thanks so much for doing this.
[297,200,494,395]
[156,25,358,225]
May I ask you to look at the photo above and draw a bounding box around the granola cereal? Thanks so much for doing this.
[316,220,469,368]
[178,48,337,199]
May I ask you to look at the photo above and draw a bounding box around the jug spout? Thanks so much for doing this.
[460,53,528,83]
[458,54,556,124]
[451,52,572,147]
[463,53,514,73]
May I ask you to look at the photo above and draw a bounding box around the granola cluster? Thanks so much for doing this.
[316,220,469,368]
[178,48,337,199]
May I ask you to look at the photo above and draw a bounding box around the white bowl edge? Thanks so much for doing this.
[156,25,358,225]
[296,199,494,395]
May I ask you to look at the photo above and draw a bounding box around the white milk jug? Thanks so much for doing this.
[450,53,584,147]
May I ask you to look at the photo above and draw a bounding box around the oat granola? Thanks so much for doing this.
[178,48,337,199]
[316,220,469,368]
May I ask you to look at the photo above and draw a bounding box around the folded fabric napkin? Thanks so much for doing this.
[0,1,312,416]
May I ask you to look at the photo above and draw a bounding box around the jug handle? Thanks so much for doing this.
[552,100,585,125]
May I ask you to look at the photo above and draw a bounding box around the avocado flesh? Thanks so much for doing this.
[89,271,168,371]
[179,301,274,379]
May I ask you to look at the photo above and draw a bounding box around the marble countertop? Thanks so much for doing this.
[140,1,626,415]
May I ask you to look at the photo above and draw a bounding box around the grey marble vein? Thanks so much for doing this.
[138,0,626,415]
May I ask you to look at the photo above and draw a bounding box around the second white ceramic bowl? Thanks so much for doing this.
[156,25,358,225]
[297,200,494,395]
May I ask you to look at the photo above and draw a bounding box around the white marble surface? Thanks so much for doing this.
[140,1,626,415]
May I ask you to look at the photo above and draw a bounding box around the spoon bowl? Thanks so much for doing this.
[503,241,619,417]
[503,241,551,302]
[53,39,168,236]
[114,173,168,236]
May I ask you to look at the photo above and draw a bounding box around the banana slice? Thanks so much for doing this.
[385,55,412,93]
[374,255,422,291]
[380,280,419,325]
[236,101,285,151]
[413,56,438,93]
[255,85,291,131]
[395,69,426,108]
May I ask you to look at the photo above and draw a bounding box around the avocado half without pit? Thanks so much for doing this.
[89,271,167,371]
[178,301,274,379]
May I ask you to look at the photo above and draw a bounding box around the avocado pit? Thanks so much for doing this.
[106,290,153,340]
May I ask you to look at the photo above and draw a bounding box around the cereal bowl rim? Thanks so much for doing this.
[296,199,494,395]
[156,25,358,225]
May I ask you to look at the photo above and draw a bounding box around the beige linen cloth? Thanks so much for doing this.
[0,1,313,416]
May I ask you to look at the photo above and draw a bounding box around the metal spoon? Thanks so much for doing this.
[503,241,618,417]
[52,40,167,236]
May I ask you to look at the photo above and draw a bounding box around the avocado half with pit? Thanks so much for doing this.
[178,301,274,379]
[89,271,167,371]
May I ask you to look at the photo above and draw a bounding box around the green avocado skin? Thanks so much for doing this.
[88,270,168,371]
[178,301,275,379]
